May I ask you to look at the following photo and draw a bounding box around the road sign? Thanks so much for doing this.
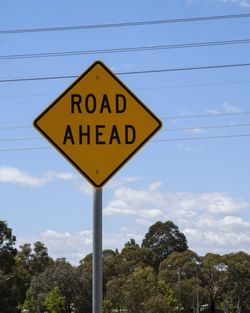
[33,61,162,187]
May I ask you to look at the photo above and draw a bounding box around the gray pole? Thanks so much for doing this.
[93,188,103,313]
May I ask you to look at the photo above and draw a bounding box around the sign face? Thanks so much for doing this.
[33,61,162,188]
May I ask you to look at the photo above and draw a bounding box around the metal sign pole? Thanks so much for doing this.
[93,187,103,313]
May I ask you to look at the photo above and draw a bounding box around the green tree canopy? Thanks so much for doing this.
[142,220,188,263]
[0,220,17,273]
[44,286,65,313]
[200,253,228,313]
[224,251,250,313]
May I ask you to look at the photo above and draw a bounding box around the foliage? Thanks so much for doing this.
[142,220,188,264]
[0,220,17,273]
[117,244,158,273]
[22,259,82,313]
[200,253,228,313]
[159,250,204,313]
[223,251,250,313]
[102,299,113,313]
[44,286,65,313]
[1,219,250,313]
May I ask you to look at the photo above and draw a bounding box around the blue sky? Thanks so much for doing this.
[0,0,250,264]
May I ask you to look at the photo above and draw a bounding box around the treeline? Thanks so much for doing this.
[0,220,249,313]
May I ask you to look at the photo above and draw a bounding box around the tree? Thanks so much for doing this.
[145,281,178,313]
[224,252,250,313]
[0,221,18,313]
[22,259,82,313]
[142,220,188,264]
[117,244,158,274]
[106,277,126,313]
[159,250,204,313]
[102,299,113,313]
[0,220,17,273]
[13,241,53,309]
[30,241,53,274]
[14,243,33,303]
[200,253,227,313]
[79,250,119,300]
[0,270,18,313]
[102,249,119,295]
[121,267,157,313]
[44,286,65,313]
[124,238,139,247]
[106,266,178,313]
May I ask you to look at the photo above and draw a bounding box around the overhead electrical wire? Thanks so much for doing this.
[0,125,31,130]
[1,122,250,141]
[1,79,250,99]
[1,112,250,131]
[0,133,249,152]
[117,63,250,76]
[163,122,250,131]
[1,13,250,35]
[153,133,250,142]
[0,137,40,142]
[1,62,250,84]
[163,111,250,119]
[1,38,250,60]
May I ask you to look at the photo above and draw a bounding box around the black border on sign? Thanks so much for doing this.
[33,61,162,188]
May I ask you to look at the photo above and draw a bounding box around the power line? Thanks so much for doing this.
[0,125,31,130]
[1,112,250,131]
[1,38,250,60]
[1,62,250,84]
[163,111,250,120]
[0,147,51,152]
[0,133,249,152]
[0,137,40,142]
[2,79,250,99]
[1,13,250,35]
[118,63,250,76]
[164,122,250,131]
[153,133,250,142]
[1,123,250,141]
[137,80,250,90]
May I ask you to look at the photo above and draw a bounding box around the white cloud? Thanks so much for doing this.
[149,181,162,192]
[223,102,242,113]
[187,128,204,134]
[198,193,248,214]
[206,102,242,116]
[16,181,250,263]
[17,229,144,265]
[219,0,250,7]
[0,166,77,187]
[106,176,141,190]
[104,185,249,219]
[187,0,250,8]
[50,172,77,180]
[79,181,93,196]
[0,167,48,187]
[104,183,166,217]
[103,183,250,256]
[206,109,221,115]
[184,216,250,254]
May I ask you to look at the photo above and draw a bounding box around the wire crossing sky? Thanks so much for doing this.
[1,12,250,34]
[1,38,250,60]
[1,62,250,83]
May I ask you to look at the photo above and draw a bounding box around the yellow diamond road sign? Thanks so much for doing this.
[34,61,162,188]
